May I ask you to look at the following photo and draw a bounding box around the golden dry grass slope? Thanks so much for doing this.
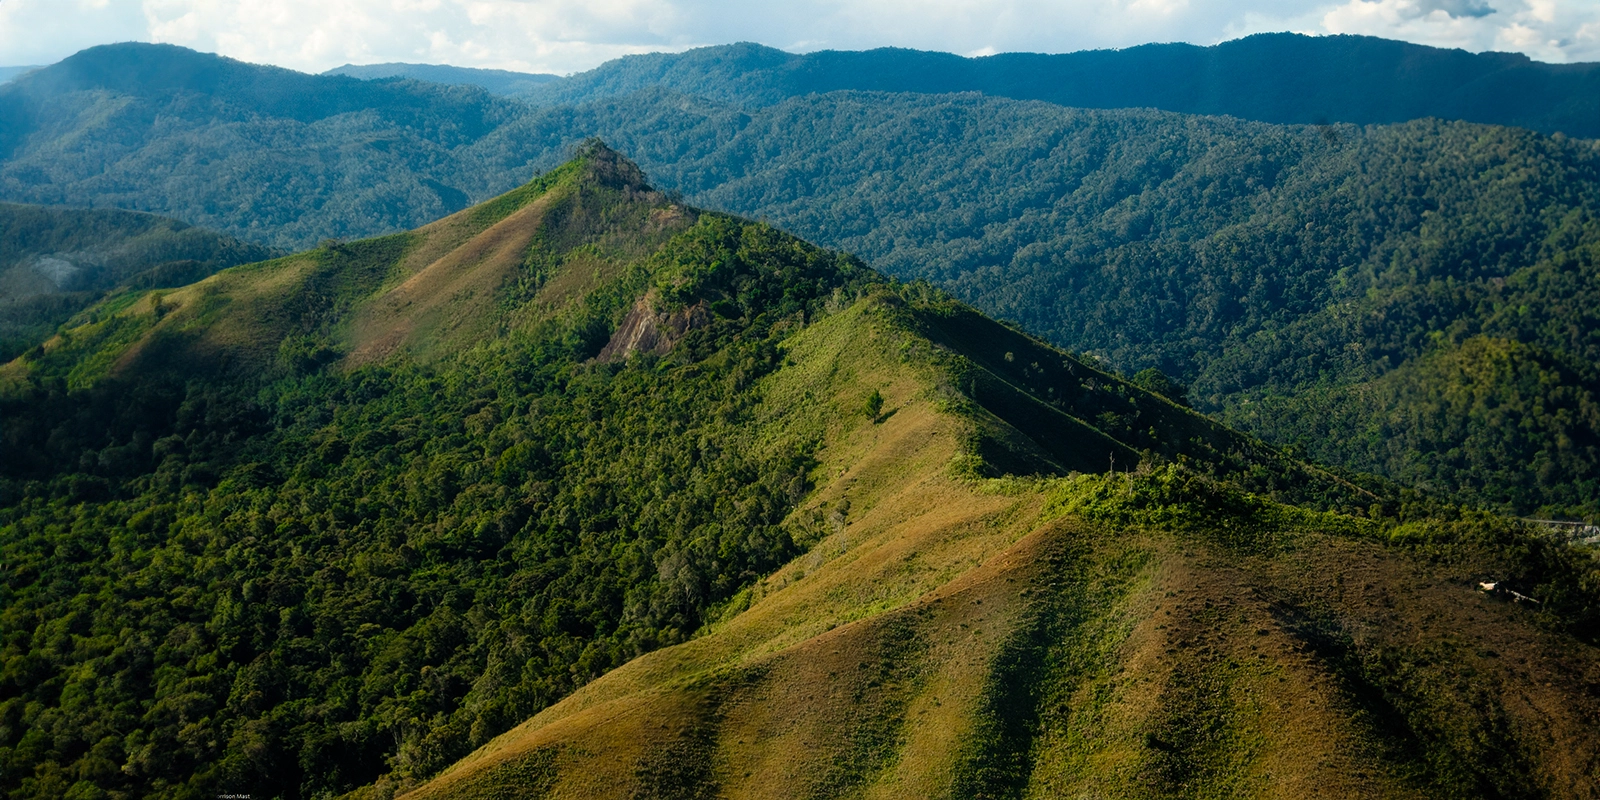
[394,284,1600,798]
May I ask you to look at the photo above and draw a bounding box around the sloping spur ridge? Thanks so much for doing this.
[397,294,1600,800]
[345,193,556,365]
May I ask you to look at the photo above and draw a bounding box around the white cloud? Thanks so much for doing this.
[1128,0,1193,17]
[0,0,149,65]
[1417,0,1497,19]
[1318,0,1600,62]
[127,0,711,73]
[1528,0,1559,20]
[1,0,1597,73]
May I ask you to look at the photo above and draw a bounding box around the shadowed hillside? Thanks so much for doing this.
[0,43,518,249]
[0,203,274,362]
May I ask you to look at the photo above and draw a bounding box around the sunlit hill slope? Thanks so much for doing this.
[1,145,1597,800]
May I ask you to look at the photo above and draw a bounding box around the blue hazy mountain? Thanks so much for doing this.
[521,33,1600,137]
[324,61,559,96]
[0,65,43,84]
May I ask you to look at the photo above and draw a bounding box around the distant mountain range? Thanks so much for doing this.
[1,38,1598,520]
[0,66,42,84]
[11,33,1600,133]
[0,43,517,246]
[320,34,1600,138]
[324,62,559,96]
[521,34,1600,136]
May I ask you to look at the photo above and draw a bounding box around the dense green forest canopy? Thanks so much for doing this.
[2,42,1598,518]
[0,204,274,362]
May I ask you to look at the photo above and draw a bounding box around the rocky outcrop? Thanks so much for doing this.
[594,292,711,363]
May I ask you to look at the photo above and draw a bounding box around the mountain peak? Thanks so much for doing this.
[7,145,680,382]
[12,42,279,96]
[572,138,653,192]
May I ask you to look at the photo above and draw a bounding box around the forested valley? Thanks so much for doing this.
[4,40,1598,517]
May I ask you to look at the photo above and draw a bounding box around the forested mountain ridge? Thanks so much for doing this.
[4,144,1599,800]
[324,63,560,96]
[569,94,1600,518]
[519,33,1600,136]
[5,37,1599,252]
[0,203,274,362]
[0,145,840,799]
[0,43,521,248]
[2,43,1597,516]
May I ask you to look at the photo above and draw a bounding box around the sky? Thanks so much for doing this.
[1,0,1597,75]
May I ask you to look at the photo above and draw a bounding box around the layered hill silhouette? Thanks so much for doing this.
[0,43,518,247]
[521,34,1600,137]
[2,146,1597,800]
[324,63,560,96]
[0,203,274,362]
[0,66,41,85]
[0,42,1596,518]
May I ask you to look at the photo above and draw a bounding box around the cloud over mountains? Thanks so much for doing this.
[1,0,1595,75]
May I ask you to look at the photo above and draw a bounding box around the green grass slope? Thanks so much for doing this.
[401,262,1600,800]
[409,490,1600,800]
[0,203,273,362]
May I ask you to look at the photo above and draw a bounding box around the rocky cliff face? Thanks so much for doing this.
[595,292,712,363]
